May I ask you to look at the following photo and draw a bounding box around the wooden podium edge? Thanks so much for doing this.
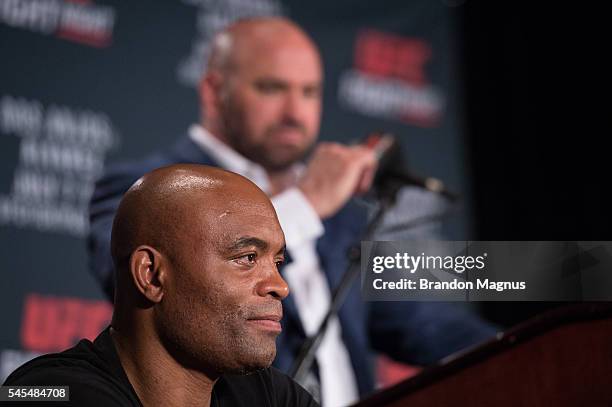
[355,302,612,406]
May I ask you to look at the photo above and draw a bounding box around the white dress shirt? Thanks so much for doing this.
[189,125,359,406]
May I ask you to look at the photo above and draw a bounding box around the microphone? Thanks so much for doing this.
[361,132,459,202]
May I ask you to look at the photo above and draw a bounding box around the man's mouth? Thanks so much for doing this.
[246,314,282,333]
[270,127,306,145]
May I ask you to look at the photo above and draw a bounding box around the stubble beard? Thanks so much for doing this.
[220,304,278,375]
[220,100,312,173]
[156,297,277,377]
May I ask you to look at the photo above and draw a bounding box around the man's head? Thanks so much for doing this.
[200,17,323,172]
[111,164,289,376]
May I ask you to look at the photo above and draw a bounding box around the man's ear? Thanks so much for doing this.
[200,71,226,120]
[129,245,166,303]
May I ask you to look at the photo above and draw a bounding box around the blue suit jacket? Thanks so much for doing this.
[89,136,497,396]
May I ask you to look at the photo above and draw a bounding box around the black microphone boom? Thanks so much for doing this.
[382,169,459,202]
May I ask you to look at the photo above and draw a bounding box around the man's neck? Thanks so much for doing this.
[110,324,217,407]
[267,170,295,196]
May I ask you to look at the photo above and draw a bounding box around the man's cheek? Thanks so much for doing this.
[211,277,244,306]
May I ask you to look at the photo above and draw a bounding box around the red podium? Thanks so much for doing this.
[355,303,612,406]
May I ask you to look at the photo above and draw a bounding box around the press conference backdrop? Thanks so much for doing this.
[0,0,468,381]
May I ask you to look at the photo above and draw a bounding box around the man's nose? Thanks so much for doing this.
[256,262,290,300]
[282,89,308,124]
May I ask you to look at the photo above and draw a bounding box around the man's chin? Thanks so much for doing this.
[225,349,276,375]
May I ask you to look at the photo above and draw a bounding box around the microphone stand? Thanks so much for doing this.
[289,179,405,384]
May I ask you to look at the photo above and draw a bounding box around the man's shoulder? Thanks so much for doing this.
[3,336,140,406]
[216,367,318,407]
[5,338,97,382]
[100,136,215,185]
[91,135,219,209]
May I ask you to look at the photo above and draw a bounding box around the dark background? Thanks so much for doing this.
[460,3,610,324]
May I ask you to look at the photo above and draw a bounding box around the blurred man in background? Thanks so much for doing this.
[89,16,496,406]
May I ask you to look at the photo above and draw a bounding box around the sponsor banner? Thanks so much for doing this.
[0,95,119,236]
[362,241,612,301]
[0,1,467,379]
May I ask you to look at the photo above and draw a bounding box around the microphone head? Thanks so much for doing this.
[361,132,405,181]
[360,131,458,202]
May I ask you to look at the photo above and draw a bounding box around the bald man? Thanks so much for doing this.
[89,16,496,406]
[5,165,317,407]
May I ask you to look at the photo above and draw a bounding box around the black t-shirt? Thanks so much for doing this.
[3,328,317,407]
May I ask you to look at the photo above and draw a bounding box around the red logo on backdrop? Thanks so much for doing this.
[20,293,112,352]
[55,0,115,48]
[0,0,116,48]
[354,30,432,87]
[338,29,445,127]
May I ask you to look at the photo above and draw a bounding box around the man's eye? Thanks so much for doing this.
[236,253,257,266]
[275,260,284,268]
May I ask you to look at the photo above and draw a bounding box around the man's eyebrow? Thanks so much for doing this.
[254,77,288,86]
[227,236,269,251]
[304,82,322,90]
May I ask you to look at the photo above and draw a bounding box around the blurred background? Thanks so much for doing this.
[0,0,608,386]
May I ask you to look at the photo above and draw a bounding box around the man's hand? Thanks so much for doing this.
[298,142,377,219]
